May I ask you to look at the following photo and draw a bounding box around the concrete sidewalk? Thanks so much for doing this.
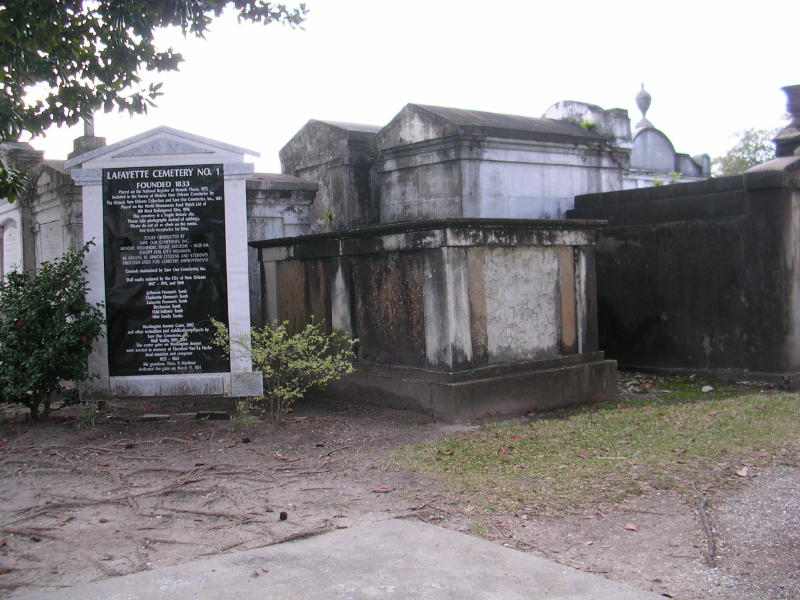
[17,519,664,599]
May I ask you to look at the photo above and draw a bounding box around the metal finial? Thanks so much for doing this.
[636,84,652,119]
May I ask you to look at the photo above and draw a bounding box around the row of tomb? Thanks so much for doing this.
[2,86,798,420]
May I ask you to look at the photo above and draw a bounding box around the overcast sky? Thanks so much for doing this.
[32,0,796,173]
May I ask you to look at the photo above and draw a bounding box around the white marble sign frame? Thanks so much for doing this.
[66,126,262,400]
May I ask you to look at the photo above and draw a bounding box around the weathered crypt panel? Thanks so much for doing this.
[274,258,332,333]
[351,251,426,367]
[477,246,561,362]
[255,219,616,422]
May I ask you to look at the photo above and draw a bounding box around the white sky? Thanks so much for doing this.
[31,0,797,173]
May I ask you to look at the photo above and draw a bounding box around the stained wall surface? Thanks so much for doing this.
[569,156,800,384]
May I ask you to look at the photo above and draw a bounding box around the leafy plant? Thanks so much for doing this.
[653,178,664,186]
[0,1,308,198]
[669,170,682,183]
[579,120,597,132]
[322,209,334,231]
[0,242,105,420]
[212,318,356,421]
[712,128,779,176]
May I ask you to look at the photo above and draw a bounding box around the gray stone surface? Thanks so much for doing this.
[15,519,664,600]
[569,157,800,384]
[255,218,615,421]
[280,119,380,232]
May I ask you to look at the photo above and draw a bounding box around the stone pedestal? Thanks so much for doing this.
[775,85,800,158]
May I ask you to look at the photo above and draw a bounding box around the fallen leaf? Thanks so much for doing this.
[0,568,14,575]
[0,538,5,547]
[497,449,507,455]
[673,448,686,455]
[273,453,300,462]
[95,462,110,467]
[181,434,195,441]
[261,568,269,573]
[279,511,288,521]
[315,443,326,447]
[525,410,537,418]
[291,416,310,421]
[226,442,237,448]
[735,466,750,477]
[438,449,454,455]
[701,385,714,393]
[194,462,207,467]
[708,410,719,416]
[623,523,638,531]
[250,570,260,578]
[371,486,393,494]
[616,403,629,409]
[754,405,766,411]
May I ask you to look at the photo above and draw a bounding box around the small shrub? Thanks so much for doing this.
[212,318,356,421]
[0,242,104,419]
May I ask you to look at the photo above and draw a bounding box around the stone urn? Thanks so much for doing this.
[775,85,800,157]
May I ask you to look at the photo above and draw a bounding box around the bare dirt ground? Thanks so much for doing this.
[0,386,797,599]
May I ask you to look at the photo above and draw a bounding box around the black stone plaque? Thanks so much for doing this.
[103,164,230,376]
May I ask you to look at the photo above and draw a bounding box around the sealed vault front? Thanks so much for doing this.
[102,164,229,376]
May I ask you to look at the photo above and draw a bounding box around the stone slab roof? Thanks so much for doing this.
[314,121,382,135]
[412,104,605,142]
[247,172,318,191]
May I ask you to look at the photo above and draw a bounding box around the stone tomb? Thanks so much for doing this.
[66,127,262,400]
[254,219,617,422]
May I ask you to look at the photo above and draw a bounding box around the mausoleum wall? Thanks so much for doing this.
[253,219,617,421]
[569,156,800,386]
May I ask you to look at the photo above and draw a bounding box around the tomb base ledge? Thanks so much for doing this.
[327,357,618,423]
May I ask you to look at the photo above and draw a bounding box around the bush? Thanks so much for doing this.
[212,318,356,420]
[0,243,104,419]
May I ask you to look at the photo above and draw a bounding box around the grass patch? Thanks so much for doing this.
[393,393,800,514]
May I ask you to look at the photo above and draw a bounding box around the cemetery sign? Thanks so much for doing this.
[66,126,262,401]
[103,164,229,376]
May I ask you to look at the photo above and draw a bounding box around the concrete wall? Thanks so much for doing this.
[29,164,83,267]
[245,174,316,326]
[255,219,616,421]
[568,156,800,385]
[280,120,379,232]
[377,138,625,222]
